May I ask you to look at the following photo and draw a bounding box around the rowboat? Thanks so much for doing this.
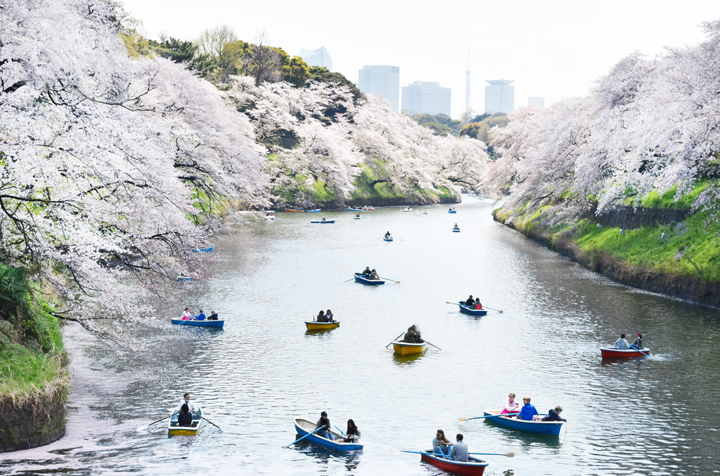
[402,207,413,212]
[284,208,303,212]
[391,340,426,356]
[354,216,361,220]
[354,273,385,285]
[383,237,393,242]
[311,220,335,224]
[600,347,651,358]
[168,405,203,436]
[418,450,488,476]
[171,319,225,328]
[458,302,488,316]
[306,209,321,213]
[305,321,340,331]
[293,418,362,451]
[363,206,375,210]
[483,410,563,436]
[453,228,461,233]
[176,276,193,282]
[348,207,362,211]
[192,246,214,252]
[265,211,275,220]
[423,209,429,214]
[448,209,457,214]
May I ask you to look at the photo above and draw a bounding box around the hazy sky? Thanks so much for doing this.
[123,0,720,118]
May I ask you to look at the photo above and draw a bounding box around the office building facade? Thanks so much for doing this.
[528,97,545,107]
[484,79,515,114]
[298,47,332,71]
[358,65,400,112]
[401,81,451,116]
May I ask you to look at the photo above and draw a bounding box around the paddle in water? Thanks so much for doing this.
[380,276,401,283]
[424,340,442,351]
[469,452,515,457]
[139,412,179,430]
[191,411,223,432]
[458,413,518,422]
[282,426,325,448]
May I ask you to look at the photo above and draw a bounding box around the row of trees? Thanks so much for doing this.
[481,20,720,219]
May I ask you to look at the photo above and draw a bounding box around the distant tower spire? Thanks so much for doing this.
[465,48,471,114]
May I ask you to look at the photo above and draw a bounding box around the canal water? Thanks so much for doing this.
[2,197,719,475]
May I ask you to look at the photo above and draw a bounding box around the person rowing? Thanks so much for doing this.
[316,411,334,440]
[403,325,424,343]
[501,392,520,415]
[181,307,193,320]
[174,393,200,413]
[360,266,371,276]
[385,231,391,239]
[464,295,474,307]
[316,310,327,322]
[614,334,630,350]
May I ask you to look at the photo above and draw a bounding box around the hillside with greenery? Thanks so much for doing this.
[485,20,720,302]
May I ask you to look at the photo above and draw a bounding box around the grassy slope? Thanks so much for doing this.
[497,181,720,283]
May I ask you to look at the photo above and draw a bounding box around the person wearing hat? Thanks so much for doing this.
[631,333,644,350]
[316,411,333,440]
[542,405,567,422]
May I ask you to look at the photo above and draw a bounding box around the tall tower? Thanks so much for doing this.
[465,48,471,114]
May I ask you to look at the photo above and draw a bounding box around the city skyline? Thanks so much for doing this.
[401,81,451,116]
[122,0,720,118]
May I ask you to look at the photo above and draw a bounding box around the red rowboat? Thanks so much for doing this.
[600,347,650,358]
[419,451,488,476]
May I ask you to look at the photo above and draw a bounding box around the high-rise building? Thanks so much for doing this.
[358,65,400,112]
[401,81,451,116]
[298,47,332,71]
[528,97,545,108]
[484,79,515,114]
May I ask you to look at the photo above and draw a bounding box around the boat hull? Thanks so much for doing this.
[392,341,426,356]
[448,210,457,214]
[383,238,393,242]
[311,220,335,224]
[354,273,385,285]
[192,246,214,252]
[305,321,340,331]
[306,209,321,213]
[168,406,203,436]
[600,347,650,358]
[483,410,563,436]
[171,319,225,328]
[348,208,362,212]
[420,452,488,476]
[293,418,362,451]
[453,229,460,233]
[284,209,303,212]
[458,303,488,316]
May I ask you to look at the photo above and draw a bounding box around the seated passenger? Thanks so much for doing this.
[474,298,482,310]
[614,334,630,350]
[465,295,474,306]
[450,434,468,462]
[433,429,452,456]
[501,393,520,415]
[195,309,206,321]
[177,403,193,427]
[518,397,538,421]
[340,419,361,443]
[181,308,192,320]
[369,269,379,280]
[385,231,391,238]
[631,333,643,349]
[542,405,567,422]
[207,311,218,321]
[316,310,327,322]
[325,309,334,321]
[403,325,424,343]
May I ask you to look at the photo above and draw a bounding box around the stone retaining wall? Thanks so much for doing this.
[0,385,67,452]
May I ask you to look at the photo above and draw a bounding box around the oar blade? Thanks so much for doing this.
[504,452,515,457]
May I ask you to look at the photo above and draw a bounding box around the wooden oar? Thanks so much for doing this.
[380,276,401,283]
[424,340,442,351]
[282,426,325,448]
[191,411,223,431]
[386,332,406,348]
[459,413,518,422]
[445,301,461,305]
[469,452,515,457]
[143,412,179,428]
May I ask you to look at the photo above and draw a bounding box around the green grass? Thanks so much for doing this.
[310,178,337,202]
[637,179,713,209]
[0,343,65,396]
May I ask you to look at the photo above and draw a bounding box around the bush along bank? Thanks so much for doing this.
[0,264,69,452]
[492,185,720,307]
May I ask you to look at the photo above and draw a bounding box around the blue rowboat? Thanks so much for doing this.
[448,209,457,214]
[293,418,362,451]
[383,237,393,242]
[354,273,385,285]
[192,246,214,252]
[453,228,460,233]
[354,217,361,220]
[306,209,322,213]
[177,276,193,282]
[171,319,225,328]
[483,410,563,436]
[458,302,487,316]
[310,220,335,224]
[348,208,362,212]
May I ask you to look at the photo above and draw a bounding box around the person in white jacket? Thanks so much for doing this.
[174,393,199,413]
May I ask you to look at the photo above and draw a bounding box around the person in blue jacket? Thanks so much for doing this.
[518,397,538,421]
[195,309,206,321]
[542,405,567,422]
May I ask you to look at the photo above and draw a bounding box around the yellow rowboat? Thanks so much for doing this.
[392,341,426,356]
[305,321,340,331]
[168,405,203,436]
